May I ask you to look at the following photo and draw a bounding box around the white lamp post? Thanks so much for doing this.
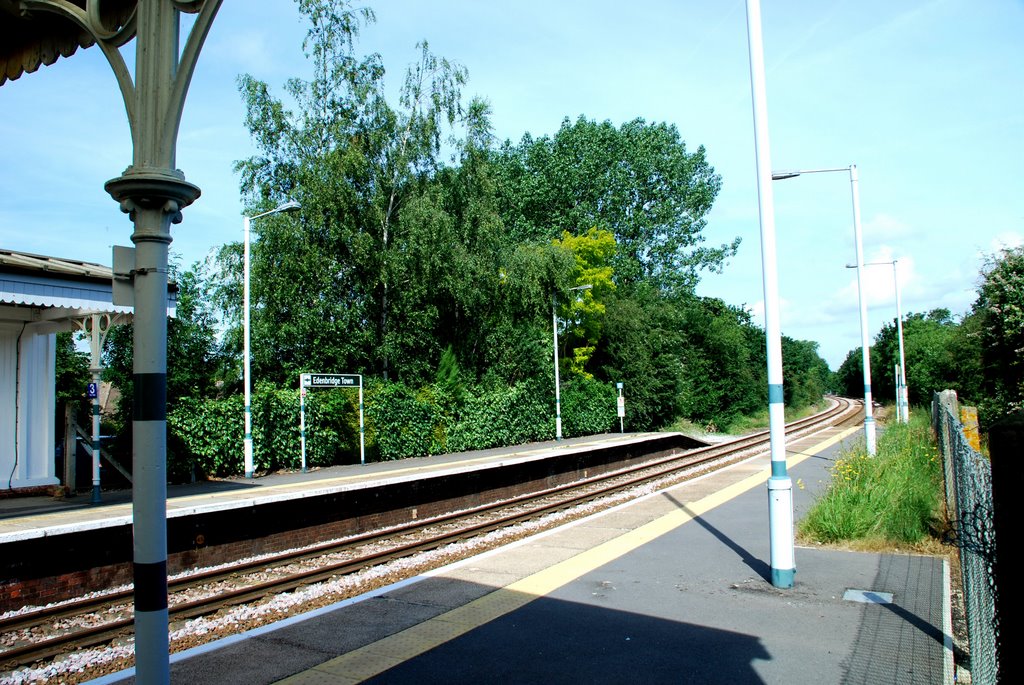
[772,165,876,455]
[745,0,794,589]
[861,259,909,423]
[243,200,300,478]
[553,284,592,440]
[893,260,908,422]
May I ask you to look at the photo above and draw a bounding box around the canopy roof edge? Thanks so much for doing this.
[0,0,136,86]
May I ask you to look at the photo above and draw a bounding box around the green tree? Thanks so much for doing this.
[973,246,1024,422]
[55,331,90,407]
[104,261,229,418]
[780,336,831,409]
[589,287,685,430]
[479,239,576,385]
[553,227,616,377]
[232,1,469,384]
[676,297,765,429]
[101,260,231,479]
[835,347,865,400]
[492,116,737,295]
[870,309,964,408]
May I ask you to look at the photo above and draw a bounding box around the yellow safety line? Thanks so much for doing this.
[279,425,860,684]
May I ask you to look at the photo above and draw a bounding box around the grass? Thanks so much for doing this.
[797,411,945,549]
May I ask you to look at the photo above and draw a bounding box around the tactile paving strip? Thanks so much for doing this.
[842,554,946,684]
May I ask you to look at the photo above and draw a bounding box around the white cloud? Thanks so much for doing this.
[862,213,917,241]
[987,231,1024,253]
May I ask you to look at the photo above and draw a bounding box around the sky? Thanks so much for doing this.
[1,0,1021,370]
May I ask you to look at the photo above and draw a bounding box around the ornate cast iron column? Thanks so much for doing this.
[18,2,223,682]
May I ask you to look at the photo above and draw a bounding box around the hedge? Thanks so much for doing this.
[167,377,620,478]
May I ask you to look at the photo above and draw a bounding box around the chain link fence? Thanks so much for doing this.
[932,390,998,685]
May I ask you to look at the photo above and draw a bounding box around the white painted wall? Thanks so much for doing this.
[0,324,58,490]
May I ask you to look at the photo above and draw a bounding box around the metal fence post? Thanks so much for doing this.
[933,389,998,685]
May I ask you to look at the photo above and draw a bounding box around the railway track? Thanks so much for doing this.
[1,397,860,676]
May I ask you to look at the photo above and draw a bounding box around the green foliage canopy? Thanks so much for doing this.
[973,246,1024,422]
[492,116,738,295]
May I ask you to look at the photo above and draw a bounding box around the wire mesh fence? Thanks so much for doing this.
[932,390,998,685]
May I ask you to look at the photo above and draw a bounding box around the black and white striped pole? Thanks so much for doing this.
[104,2,222,682]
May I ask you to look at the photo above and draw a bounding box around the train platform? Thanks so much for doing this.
[78,423,954,684]
[0,432,687,540]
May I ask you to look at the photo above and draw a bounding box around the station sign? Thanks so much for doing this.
[86,382,98,399]
[303,373,361,388]
[299,372,366,467]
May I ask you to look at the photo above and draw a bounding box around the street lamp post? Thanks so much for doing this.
[553,284,592,440]
[893,260,908,422]
[243,200,300,479]
[861,259,909,422]
[745,0,795,589]
[772,165,877,455]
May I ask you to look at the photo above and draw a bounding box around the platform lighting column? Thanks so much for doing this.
[745,0,795,589]
[770,164,876,455]
[892,260,909,422]
[848,166,877,453]
[858,259,910,423]
[244,200,300,479]
[82,313,121,504]
[553,284,591,440]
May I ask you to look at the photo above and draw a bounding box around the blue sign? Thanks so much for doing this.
[87,382,98,399]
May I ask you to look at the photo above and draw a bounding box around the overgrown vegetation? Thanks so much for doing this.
[798,413,944,547]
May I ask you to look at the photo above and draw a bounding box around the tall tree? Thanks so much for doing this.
[553,227,616,377]
[232,0,467,383]
[780,336,832,408]
[835,347,865,400]
[589,286,686,430]
[676,297,765,429]
[492,116,737,295]
[973,246,1024,423]
[871,309,963,408]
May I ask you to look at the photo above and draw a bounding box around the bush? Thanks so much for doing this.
[447,380,554,452]
[365,382,438,461]
[561,377,618,436]
[167,384,360,477]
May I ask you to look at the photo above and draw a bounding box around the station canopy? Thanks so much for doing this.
[0,249,139,321]
[1,0,136,85]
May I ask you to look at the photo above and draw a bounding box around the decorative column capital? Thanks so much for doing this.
[104,166,201,225]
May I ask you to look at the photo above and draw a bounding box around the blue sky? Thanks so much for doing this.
[1,0,1021,370]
